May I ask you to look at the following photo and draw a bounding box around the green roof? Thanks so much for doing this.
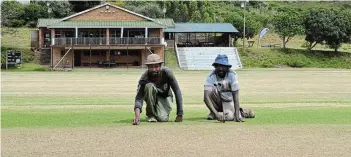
[37,19,61,27]
[165,23,239,33]
[154,19,175,27]
[37,18,175,28]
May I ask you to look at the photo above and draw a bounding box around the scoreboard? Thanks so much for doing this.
[6,50,22,69]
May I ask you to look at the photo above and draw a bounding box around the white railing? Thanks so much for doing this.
[174,41,184,69]
[53,37,161,46]
[176,47,243,70]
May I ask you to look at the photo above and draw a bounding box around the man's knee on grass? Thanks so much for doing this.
[157,115,169,122]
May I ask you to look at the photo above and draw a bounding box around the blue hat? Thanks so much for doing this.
[212,54,232,67]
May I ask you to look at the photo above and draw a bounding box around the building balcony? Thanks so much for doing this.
[53,37,162,46]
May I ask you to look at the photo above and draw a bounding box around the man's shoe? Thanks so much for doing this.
[240,108,255,118]
[147,116,158,122]
[206,113,216,120]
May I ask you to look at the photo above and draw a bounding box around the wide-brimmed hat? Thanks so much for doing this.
[145,54,163,65]
[212,54,232,67]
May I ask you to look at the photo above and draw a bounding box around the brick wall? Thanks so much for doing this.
[69,6,145,21]
[52,47,73,67]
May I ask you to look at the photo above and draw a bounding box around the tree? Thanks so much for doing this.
[172,2,182,22]
[304,9,329,50]
[46,1,73,18]
[304,9,351,52]
[190,10,202,22]
[203,12,213,23]
[324,10,351,52]
[24,3,47,27]
[224,12,260,42]
[32,1,73,18]
[68,1,101,13]
[1,1,26,27]
[180,3,189,22]
[272,9,304,48]
[132,3,163,19]
[188,1,198,18]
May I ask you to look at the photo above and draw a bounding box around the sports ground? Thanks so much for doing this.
[2,68,351,156]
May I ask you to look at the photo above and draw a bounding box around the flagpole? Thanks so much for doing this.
[257,38,260,48]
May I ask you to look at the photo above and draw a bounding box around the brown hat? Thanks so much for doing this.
[145,54,163,65]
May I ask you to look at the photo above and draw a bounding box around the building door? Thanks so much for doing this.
[74,51,81,66]
[43,32,51,48]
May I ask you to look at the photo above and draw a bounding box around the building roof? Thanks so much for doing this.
[154,19,175,27]
[37,19,61,27]
[37,3,176,28]
[38,19,174,28]
[165,23,239,33]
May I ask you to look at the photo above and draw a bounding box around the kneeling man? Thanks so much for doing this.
[204,54,255,122]
[133,54,183,125]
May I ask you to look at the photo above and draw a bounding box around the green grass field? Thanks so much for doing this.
[2,69,351,156]
[2,26,351,156]
[2,69,351,128]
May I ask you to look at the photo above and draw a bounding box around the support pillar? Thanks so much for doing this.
[51,29,55,46]
[106,28,110,45]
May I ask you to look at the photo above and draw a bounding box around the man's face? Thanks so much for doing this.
[214,64,229,78]
[147,64,161,77]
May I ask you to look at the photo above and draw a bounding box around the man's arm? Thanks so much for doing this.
[203,72,223,120]
[134,83,145,112]
[133,79,146,125]
[229,71,243,122]
[204,87,219,116]
[232,90,243,122]
[166,68,183,116]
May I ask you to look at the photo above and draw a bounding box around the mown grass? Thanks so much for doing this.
[1,69,351,128]
[2,107,351,128]
[2,70,351,106]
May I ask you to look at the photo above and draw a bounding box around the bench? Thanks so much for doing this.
[261,44,281,48]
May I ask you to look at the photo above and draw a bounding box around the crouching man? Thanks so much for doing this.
[132,54,183,125]
[204,54,255,122]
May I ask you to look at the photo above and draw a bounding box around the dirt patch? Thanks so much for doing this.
[2,125,351,157]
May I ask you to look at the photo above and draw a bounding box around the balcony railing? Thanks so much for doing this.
[53,37,161,46]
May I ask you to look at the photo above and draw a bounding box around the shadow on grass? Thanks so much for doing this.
[112,116,211,124]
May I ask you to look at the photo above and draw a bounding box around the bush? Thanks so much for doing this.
[285,53,312,68]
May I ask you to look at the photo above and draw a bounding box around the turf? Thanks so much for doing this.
[2,107,351,128]
[2,68,351,128]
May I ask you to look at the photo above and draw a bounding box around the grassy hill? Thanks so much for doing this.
[1,27,32,49]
